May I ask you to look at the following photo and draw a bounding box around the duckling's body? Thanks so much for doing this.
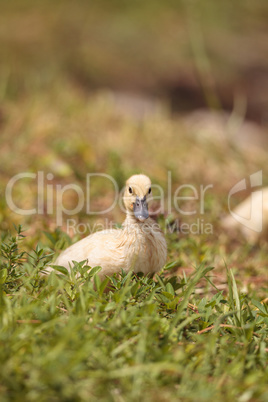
[50,174,167,278]
[55,215,166,278]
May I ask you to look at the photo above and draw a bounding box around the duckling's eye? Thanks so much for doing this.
[148,187,151,194]
[129,186,133,194]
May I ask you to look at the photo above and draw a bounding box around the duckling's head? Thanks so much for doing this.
[124,174,152,222]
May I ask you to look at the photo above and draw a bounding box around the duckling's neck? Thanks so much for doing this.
[124,211,141,226]
[124,211,152,229]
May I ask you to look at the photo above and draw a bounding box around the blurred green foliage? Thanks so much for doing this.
[0,227,268,401]
[1,0,268,119]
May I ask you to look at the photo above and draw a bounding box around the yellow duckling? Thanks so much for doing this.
[50,174,167,278]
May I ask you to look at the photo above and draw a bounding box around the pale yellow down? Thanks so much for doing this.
[49,174,167,279]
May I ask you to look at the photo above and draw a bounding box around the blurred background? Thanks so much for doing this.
[0,0,267,290]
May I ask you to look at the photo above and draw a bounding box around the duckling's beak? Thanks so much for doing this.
[133,196,149,222]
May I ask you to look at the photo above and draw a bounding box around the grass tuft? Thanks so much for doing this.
[0,226,267,401]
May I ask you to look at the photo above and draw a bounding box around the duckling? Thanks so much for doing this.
[49,174,167,279]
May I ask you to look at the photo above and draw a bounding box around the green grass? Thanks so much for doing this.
[0,75,267,401]
[0,226,267,401]
[0,81,267,400]
[0,2,268,399]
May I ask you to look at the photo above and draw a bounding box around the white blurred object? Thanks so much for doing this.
[221,187,268,243]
